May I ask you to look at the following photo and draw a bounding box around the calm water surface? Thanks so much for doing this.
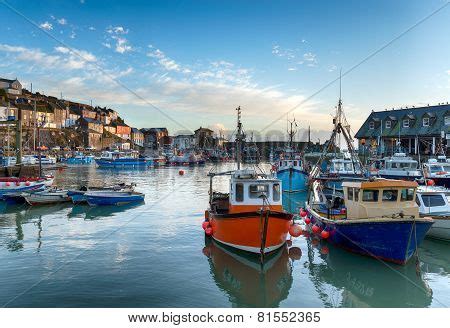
[0,163,449,307]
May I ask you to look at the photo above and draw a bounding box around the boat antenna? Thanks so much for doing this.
[235,106,245,170]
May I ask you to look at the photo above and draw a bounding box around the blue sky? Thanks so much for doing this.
[0,0,449,141]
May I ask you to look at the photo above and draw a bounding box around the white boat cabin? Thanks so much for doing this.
[329,158,362,175]
[277,158,304,171]
[416,186,450,215]
[341,179,419,219]
[423,157,450,178]
[372,153,422,178]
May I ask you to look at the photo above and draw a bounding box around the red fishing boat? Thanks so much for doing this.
[203,107,293,257]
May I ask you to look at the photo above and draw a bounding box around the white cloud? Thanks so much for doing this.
[113,36,132,53]
[88,26,96,31]
[70,31,76,39]
[328,65,337,72]
[147,48,182,72]
[39,21,53,30]
[303,52,318,66]
[107,26,129,35]
[102,42,111,49]
[57,18,67,25]
[288,67,297,71]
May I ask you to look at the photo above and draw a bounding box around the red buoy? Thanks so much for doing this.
[321,246,329,255]
[205,227,213,236]
[179,170,184,176]
[312,225,321,234]
[25,181,31,186]
[202,221,210,230]
[321,230,330,239]
[5,182,10,187]
[304,217,311,225]
[289,223,303,237]
[426,179,435,186]
[15,182,20,186]
[299,209,307,217]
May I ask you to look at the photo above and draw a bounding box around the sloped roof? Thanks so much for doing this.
[355,104,450,139]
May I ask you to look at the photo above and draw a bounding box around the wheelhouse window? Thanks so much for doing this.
[382,190,398,202]
[354,188,360,201]
[430,165,444,173]
[421,194,446,207]
[236,183,244,202]
[344,162,354,171]
[385,120,391,129]
[293,160,298,166]
[273,183,280,202]
[401,188,414,201]
[403,119,409,128]
[369,121,375,129]
[347,187,354,201]
[362,190,379,202]
[423,117,430,127]
[249,184,269,199]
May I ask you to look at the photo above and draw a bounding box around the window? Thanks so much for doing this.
[347,187,353,200]
[382,190,398,202]
[273,184,280,202]
[236,183,244,202]
[249,184,269,199]
[430,165,444,173]
[293,160,298,166]
[369,121,375,129]
[403,119,409,128]
[362,190,379,202]
[385,120,391,129]
[421,194,446,207]
[423,117,430,127]
[401,188,414,201]
[445,116,450,126]
[354,188,360,201]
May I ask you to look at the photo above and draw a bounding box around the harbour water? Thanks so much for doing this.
[0,163,449,308]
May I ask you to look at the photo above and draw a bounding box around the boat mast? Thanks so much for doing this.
[235,106,244,170]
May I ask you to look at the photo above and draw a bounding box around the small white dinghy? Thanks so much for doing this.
[23,188,71,205]
[416,185,450,241]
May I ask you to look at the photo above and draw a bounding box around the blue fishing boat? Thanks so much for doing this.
[306,178,433,265]
[274,118,308,192]
[67,152,95,164]
[95,151,153,168]
[85,191,145,206]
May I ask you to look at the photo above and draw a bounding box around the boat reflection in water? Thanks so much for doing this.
[68,203,144,220]
[203,239,298,307]
[304,234,433,307]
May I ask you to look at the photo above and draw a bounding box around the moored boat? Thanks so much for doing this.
[95,150,153,168]
[306,178,434,264]
[23,188,71,205]
[85,191,145,206]
[416,185,450,241]
[0,177,50,197]
[204,107,294,257]
[370,153,423,181]
[68,183,136,204]
[422,156,450,188]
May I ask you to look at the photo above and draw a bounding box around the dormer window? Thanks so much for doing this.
[385,120,391,129]
[423,117,430,127]
[445,116,450,126]
[369,121,375,129]
[403,119,410,128]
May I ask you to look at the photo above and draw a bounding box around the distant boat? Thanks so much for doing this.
[370,153,423,181]
[416,185,450,241]
[95,151,153,168]
[23,188,71,205]
[85,191,145,206]
[422,156,450,188]
[167,151,205,166]
[66,152,95,164]
[68,183,136,204]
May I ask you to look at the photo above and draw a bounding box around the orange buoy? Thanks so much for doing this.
[321,230,330,239]
[202,221,210,230]
[304,217,311,225]
[288,247,302,261]
[312,225,321,234]
[179,170,184,176]
[289,223,303,237]
[205,227,213,236]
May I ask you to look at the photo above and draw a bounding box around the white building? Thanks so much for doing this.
[0,78,22,95]
[173,134,195,151]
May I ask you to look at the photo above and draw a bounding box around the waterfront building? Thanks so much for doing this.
[355,103,450,156]
[115,123,131,140]
[173,134,195,151]
[0,77,22,95]
[131,127,144,147]
[194,127,214,149]
[104,124,117,134]
[78,117,104,134]
[141,127,169,149]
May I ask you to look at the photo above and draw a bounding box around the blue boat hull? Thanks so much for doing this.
[95,158,153,168]
[86,195,144,206]
[276,168,308,192]
[67,191,87,204]
[307,209,433,264]
[67,158,94,164]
